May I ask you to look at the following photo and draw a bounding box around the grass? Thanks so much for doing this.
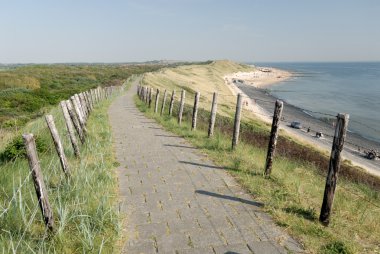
[0,64,163,145]
[137,63,380,253]
[0,79,132,253]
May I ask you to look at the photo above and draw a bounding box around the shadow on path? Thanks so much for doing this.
[195,190,263,207]
[164,144,198,150]
[179,160,230,170]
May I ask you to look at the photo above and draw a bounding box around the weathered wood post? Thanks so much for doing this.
[148,87,153,108]
[66,100,85,143]
[178,90,186,125]
[232,93,243,150]
[145,87,150,104]
[60,101,80,158]
[264,100,284,176]
[23,134,54,231]
[80,93,90,118]
[74,94,86,123]
[154,89,160,113]
[169,90,175,116]
[208,92,218,137]
[45,115,70,176]
[319,113,349,226]
[191,92,200,130]
[160,90,167,116]
[71,96,87,135]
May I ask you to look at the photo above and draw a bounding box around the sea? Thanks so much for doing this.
[250,62,380,143]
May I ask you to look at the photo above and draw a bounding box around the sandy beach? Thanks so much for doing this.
[224,68,380,177]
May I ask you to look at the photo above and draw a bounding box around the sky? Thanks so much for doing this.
[1,0,380,63]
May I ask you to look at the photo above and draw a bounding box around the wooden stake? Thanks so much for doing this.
[23,134,54,231]
[319,113,349,226]
[145,87,150,104]
[74,94,86,122]
[148,87,153,108]
[232,93,243,150]
[154,89,160,113]
[169,90,175,116]
[264,100,283,176]
[208,92,218,137]
[178,90,186,125]
[60,101,80,158]
[160,90,167,116]
[71,96,87,135]
[66,100,85,144]
[191,92,200,130]
[45,115,70,176]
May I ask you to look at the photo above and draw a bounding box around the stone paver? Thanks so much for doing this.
[109,82,303,254]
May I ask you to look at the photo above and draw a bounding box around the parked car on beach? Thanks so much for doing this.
[290,121,302,129]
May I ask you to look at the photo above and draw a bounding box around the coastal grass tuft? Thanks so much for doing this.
[0,87,124,253]
[135,95,380,254]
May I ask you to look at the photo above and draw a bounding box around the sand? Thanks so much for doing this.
[224,67,380,177]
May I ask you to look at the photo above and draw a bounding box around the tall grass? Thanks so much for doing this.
[135,95,380,254]
[0,82,127,253]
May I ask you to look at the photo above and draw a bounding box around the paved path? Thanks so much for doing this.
[109,82,303,254]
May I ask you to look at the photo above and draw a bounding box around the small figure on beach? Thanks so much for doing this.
[307,127,310,133]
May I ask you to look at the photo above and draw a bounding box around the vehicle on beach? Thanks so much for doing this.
[315,132,324,138]
[365,150,379,160]
[290,121,302,129]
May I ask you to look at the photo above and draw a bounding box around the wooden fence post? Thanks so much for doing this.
[23,134,54,231]
[60,101,80,158]
[74,94,86,123]
[191,92,200,130]
[66,100,85,144]
[319,113,349,226]
[169,90,175,116]
[232,93,243,150]
[71,96,87,135]
[45,115,70,176]
[154,89,160,113]
[160,90,167,116]
[208,92,218,137]
[145,87,150,104]
[79,93,89,118]
[178,90,186,125]
[264,100,283,176]
[148,88,153,108]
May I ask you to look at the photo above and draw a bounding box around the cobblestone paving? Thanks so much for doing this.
[109,83,303,254]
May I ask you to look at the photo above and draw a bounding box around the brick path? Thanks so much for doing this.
[109,82,303,254]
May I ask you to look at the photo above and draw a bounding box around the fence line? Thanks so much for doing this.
[137,84,380,225]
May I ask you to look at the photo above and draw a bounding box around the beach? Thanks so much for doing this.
[224,68,380,177]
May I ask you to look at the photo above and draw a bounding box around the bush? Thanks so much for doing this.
[0,135,49,162]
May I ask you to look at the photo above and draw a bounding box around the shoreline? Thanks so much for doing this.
[224,68,380,177]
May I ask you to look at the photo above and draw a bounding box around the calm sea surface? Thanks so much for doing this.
[251,62,380,143]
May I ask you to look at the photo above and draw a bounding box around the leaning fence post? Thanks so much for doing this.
[71,96,87,135]
[191,92,200,130]
[66,100,85,144]
[264,100,283,176]
[169,90,175,116]
[23,134,54,231]
[45,115,70,176]
[208,92,218,137]
[148,87,153,108]
[154,89,160,113]
[178,90,186,125]
[145,87,150,104]
[319,113,349,226]
[232,93,243,150]
[60,101,80,158]
[160,90,167,116]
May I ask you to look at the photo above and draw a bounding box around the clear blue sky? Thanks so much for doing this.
[1,0,379,63]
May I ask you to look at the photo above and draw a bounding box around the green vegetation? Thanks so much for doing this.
[0,82,127,253]
[0,63,163,153]
[138,61,380,253]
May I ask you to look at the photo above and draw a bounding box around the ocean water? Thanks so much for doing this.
[252,62,380,143]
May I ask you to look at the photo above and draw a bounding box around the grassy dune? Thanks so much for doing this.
[140,61,380,254]
[0,81,130,253]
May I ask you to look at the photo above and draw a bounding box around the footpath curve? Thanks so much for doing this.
[109,80,303,253]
